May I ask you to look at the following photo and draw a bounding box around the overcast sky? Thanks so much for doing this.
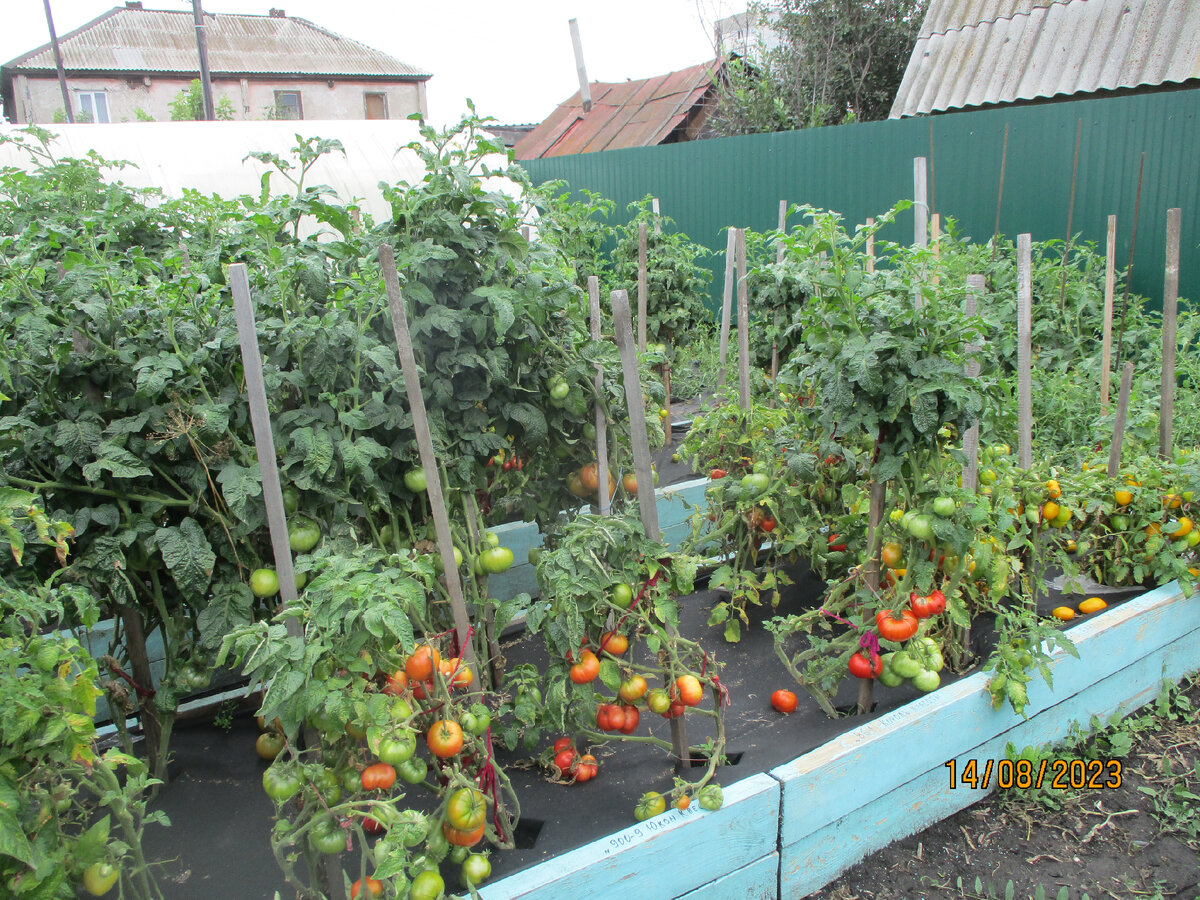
[3,0,742,126]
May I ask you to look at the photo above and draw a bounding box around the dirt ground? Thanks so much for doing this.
[810,678,1200,900]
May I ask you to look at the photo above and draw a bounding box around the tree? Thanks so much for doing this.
[169,79,234,121]
[712,0,927,136]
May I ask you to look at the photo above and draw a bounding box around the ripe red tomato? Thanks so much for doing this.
[876,608,919,642]
[760,516,777,533]
[664,700,686,719]
[553,748,577,776]
[848,650,883,679]
[569,650,600,684]
[350,877,384,899]
[675,674,704,707]
[710,468,727,479]
[382,669,408,696]
[426,720,464,758]
[405,645,441,682]
[553,736,573,754]
[360,763,396,791]
[618,705,640,734]
[770,689,798,713]
[599,631,629,656]
[575,753,598,782]
[909,591,939,619]
[927,588,947,615]
[442,820,485,847]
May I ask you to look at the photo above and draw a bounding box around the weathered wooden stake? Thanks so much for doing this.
[637,222,649,352]
[1016,234,1034,469]
[588,276,611,516]
[652,197,662,234]
[735,228,752,411]
[379,245,475,665]
[611,289,689,765]
[858,479,887,715]
[1108,362,1135,477]
[962,275,984,493]
[1100,215,1117,412]
[1159,207,1182,460]
[230,264,300,610]
[865,217,876,274]
[914,157,928,249]
[717,229,736,388]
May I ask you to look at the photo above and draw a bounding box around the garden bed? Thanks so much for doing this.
[135,565,1197,899]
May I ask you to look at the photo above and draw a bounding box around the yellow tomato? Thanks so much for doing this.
[1052,606,1076,621]
[1045,479,1061,499]
[1042,501,1061,523]
[1164,493,1183,509]
[1113,489,1133,506]
[1168,517,1193,540]
[1078,597,1107,615]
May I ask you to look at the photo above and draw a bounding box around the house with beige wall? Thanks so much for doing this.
[1,3,430,124]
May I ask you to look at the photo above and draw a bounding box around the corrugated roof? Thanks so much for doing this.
[513,59,722,160]
[3,7,430,79]
[890,0,1200,117]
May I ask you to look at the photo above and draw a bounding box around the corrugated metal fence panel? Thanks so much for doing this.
[523,88,1199,314]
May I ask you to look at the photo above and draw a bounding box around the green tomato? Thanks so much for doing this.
[379,524,395,547]
[249,568,280,599]
[424,824,450,860]
[889,651,923,680]
[288,517,322,553]
[466,708,491,735]
[698,783,724,811]
[461,853,492,886]
[906,514,934,541]
[911,669,941,692]
[610,582,634,609]
[1110,514,1131,531]
[889,508,905,523]
[281,486,301,515]
[263,765,302,802]
[932,497,956,518]
[309,815,347,855]
[634,791,667,821]
[409,869,445,900]
[878,667,904,688]
[448,846,470,865]
[377,731,418,766]
[398,756,428,785]
[740,473,770,497]
[478,547,514,574]
[404,469,428,492]
[528,547,543,566]
[311,767,342,805]
[483,531,501,548]
[82,861,119,896]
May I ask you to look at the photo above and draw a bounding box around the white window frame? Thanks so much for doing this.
[76,91,110,123]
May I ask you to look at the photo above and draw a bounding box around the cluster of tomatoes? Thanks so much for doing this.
[549,737,599,783]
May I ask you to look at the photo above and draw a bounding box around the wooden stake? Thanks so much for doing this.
[379,244,474,665]
[865,217,876,274]
[1159,208,1182,460]
[611,289,689,765]
[663,362,672,449]
[858,479,887,715]
[588,275,611,516]
[1116,151,1145,367]
[1108,362,1135,478]
[962,275,984,493]
[229,264,299,610]
[1058,118,1083,313]
[652,197,662,234]
[1016,234,1033,469]
[637,222,649,352]
[736,228,751,411]
[717,229,736,388]
[1100,215,1117,412]
[993,124,1009,258]
[914,157,928,249]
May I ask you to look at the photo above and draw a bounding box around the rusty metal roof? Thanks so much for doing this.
[891,0,1200,117]
[3,6,430,79]
[514,58,722,159]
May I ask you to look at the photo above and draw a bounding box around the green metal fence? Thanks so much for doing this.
[522,88,1199,314]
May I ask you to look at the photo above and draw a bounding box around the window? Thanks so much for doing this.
[364,92,388,120]
[76,91,110,123]
[273,90,302,120]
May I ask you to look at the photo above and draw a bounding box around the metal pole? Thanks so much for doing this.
[192,0,216,120]
[42,0,73,123]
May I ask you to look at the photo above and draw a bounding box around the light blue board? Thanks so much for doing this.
[478,773,780,900]
[772,581,1195,846]
[778,624,1200,897]
[675,852,779,900]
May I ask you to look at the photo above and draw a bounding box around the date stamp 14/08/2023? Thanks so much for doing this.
[947,758,1123,791]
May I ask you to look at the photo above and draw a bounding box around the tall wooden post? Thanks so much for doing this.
[611,289,689,765]
[637,222,649,352]
[588,276,611,516]
[191,0,216,121]
[1100,215,1117,412]
[379,245,475,665]
[42,0,74,123]
[717,229,736,388]
[1159,208,1182,460]
[1016,234,1034,469]
[735,228,751,411]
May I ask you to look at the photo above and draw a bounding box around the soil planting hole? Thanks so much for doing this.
[513,817,544,850]
[687,750,743,768]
